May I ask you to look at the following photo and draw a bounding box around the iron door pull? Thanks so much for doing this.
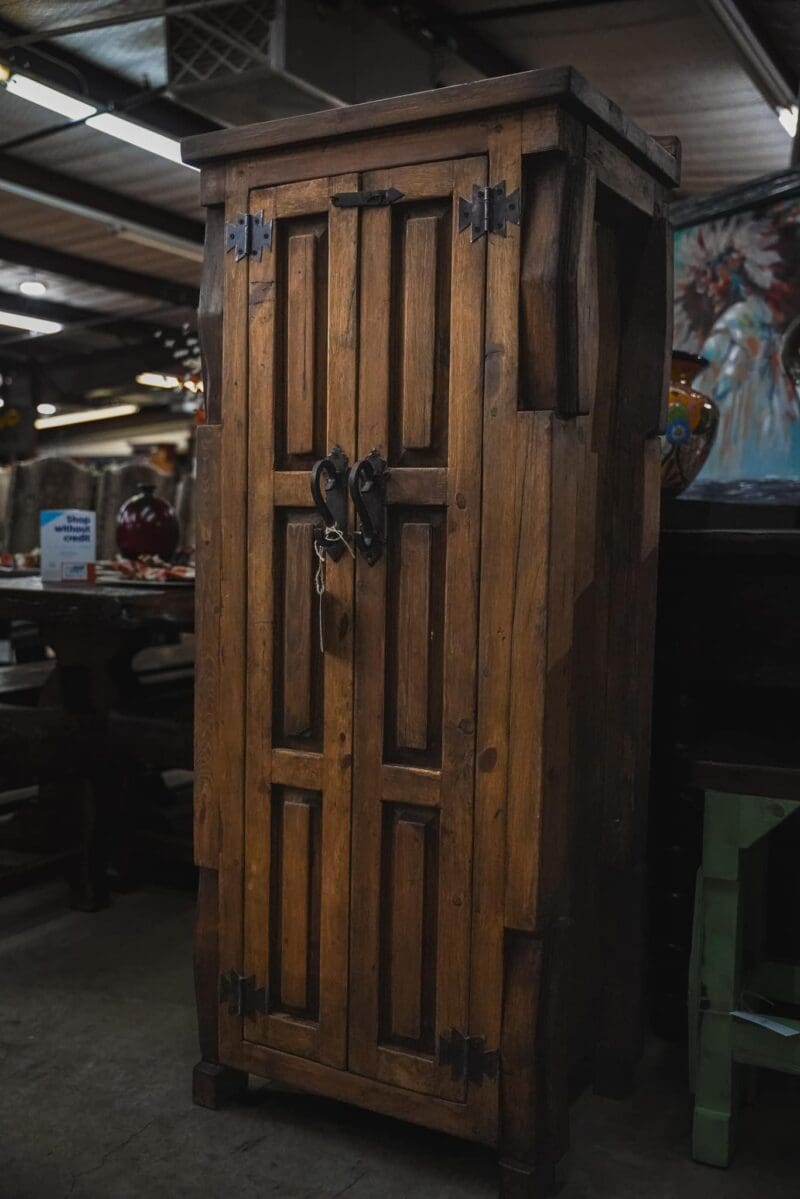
[310,445,350,561]
[348,450,388,565]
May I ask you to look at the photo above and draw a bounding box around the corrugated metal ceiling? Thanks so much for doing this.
[446,0,794,193]
[0,0,795,400]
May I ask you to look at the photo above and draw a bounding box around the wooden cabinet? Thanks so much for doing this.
[185,67,679,1196]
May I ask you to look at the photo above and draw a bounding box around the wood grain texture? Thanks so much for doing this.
[184,66,679,186]
[386,812,427,1041]
[468,116,522,1146]
[285,234,317,456]
[198,90,677,1167]
[193,424,222,868]
[215,175,253,1068]
[279,797,312,1010]
[401,218,437,450]
[396,522,431,750]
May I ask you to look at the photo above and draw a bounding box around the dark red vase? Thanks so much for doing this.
[116,484,179,560]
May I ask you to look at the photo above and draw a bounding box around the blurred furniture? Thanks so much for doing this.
[649,527,800,1038]
[0,576,194,907]
[0,465,12,547]
[185,67,679,1193]
[0,701,103,906]
[688,751,800,1167]
[175,473,196,552]
[5,457,95,552]
[95,461,175,559]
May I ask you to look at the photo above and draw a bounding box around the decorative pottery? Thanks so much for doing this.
[661,351,719,495]
[116,484,179,560]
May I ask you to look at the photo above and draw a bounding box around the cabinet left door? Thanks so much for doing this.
[217,174,359,1070]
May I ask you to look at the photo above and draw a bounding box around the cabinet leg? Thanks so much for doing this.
[500,927,570,1199]
[499,1157,561,1198]
[192,1060,248,1109]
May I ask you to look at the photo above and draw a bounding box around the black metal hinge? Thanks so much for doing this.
[458,181,520,242]
[438,1028,499,1084]
[225,210,273,261]
[219,970,267,1019]
[331,187,404,208]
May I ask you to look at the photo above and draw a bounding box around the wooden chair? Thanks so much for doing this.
[95,461,175,559]
[688,747,800,1167]
[5,456,96,553]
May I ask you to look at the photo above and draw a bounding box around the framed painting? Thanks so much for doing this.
[671,168,800,504]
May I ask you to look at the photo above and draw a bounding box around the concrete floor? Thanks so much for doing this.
[1,884,798,1199]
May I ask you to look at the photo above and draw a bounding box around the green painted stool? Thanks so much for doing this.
[688,756,800,1168]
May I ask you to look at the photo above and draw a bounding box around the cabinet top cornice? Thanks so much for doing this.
[181,64,679,188]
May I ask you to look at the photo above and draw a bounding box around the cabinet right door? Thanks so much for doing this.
[347,157,488,1104]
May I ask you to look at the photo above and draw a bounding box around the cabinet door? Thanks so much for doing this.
[348,157,487,1101]
[238,174,358,1068]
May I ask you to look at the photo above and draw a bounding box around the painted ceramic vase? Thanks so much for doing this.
[116,484,179,560]
[660,351,719,495]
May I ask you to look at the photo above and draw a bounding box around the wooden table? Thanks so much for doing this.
[0,577,195,907]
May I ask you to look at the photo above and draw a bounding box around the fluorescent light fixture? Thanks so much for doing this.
[6,72,95,121]
[136,372,203,394]
[19,280,47,297]
[2,71,196,170]
[35,403,140,430]
[87,112,183,164]
[778,105,799,137]
[0,309,62,335]
[136,372,181,390]
[36,402,57,416]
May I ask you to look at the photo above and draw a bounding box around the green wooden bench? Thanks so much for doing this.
[688,753,800,1167]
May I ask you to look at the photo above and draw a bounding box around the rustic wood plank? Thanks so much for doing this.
[282,521,314,735]
[316,171,359,1068]
[271,747,323,791]
[273,466,447,508]
[387,814,426,1040]
[184,67,679,186]
[286,234,317,456]
[396,522,431,750]
[585,127,656,215]
[240,184,278,1059]
[347,188,393,1084]
[468,117,522,1144]
[401,218,437,451]
[193,424,222,868]
[381,763,440,806]
[504,412,552,931]
[280,797,312,1010]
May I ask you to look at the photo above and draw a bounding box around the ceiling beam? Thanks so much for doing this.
[0,235,199,309]
[458,0,637,19]
[378,2,522,78]
[701,0,795,111]
[0,153,203,260]
[0,16,219,141]
[0,1,234,49]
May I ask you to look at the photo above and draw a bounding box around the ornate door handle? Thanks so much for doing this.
[310,445,350,560]
[348,450,388,565]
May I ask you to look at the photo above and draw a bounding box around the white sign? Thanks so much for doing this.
[40,509,96,582]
